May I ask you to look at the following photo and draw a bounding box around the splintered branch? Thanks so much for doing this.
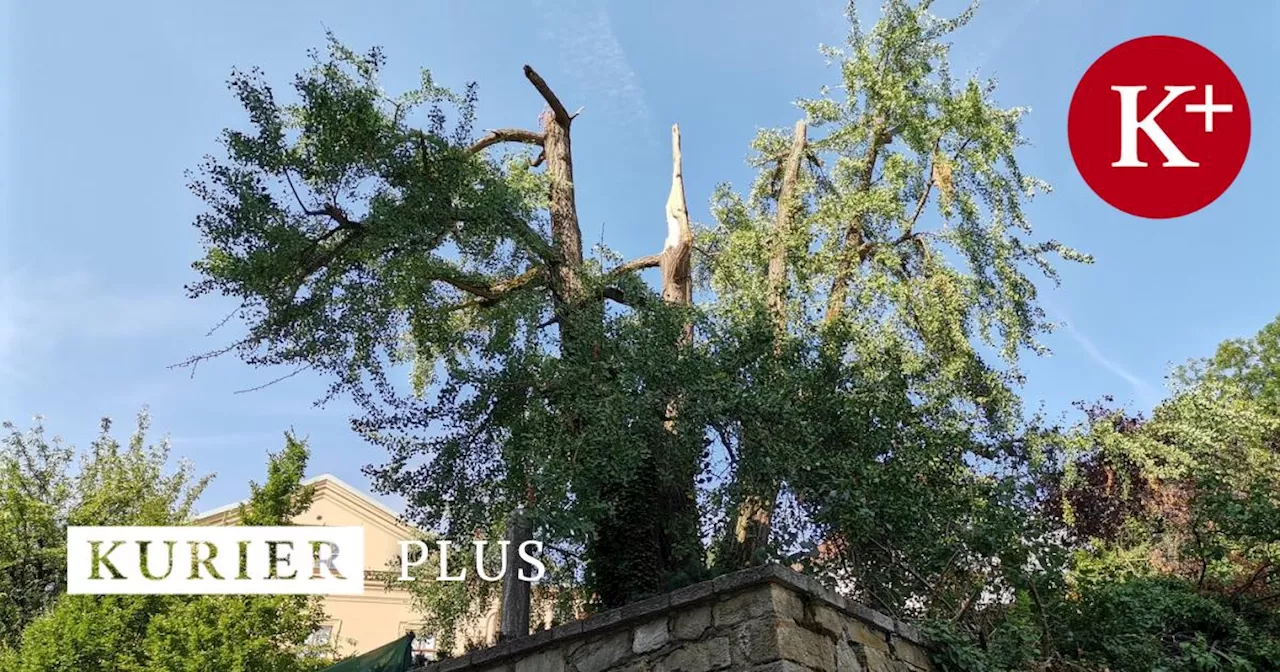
[523,65,571,125]
[601,125,696,301]
[661,124,694,307]
[469,128,545,154]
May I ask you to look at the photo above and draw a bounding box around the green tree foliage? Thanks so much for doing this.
[928,319,1280,670]
[0,420,336,672]
[1177,314,1280,414]
[183,0,1084,619]
[0,411,208,649]
[179,0,1279,668]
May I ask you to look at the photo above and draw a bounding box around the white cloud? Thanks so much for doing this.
[532,0,652,136]
[1053,309,1162,408]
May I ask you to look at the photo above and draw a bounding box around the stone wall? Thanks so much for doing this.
[411,564,933,672]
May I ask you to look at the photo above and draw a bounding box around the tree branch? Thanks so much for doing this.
[523,65,571,126]
[469,128,545,154]
[607,254,663,279]
[441,267,545,304]
[601,286,642,307]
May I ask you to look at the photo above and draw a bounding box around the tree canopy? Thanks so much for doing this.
[171,0,1278,669]
[0,417,337,672]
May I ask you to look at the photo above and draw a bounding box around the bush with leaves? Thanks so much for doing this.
[0,417,337,672]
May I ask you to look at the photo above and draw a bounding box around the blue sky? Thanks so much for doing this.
[3,0,1277,513]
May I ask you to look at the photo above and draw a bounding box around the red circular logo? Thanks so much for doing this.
[1068,36,1250,219]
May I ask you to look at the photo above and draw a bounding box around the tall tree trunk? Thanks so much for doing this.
[721,120,807,570]
[487,69,704,608]
[524,66,589,344]
[592,125,705,607]
[657,124,703,584]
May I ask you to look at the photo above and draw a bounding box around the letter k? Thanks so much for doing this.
[1111,85,1199,168]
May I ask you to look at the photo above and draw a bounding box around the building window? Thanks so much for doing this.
[304,623,337,658]
[399,623,437,661]
[306,625,334,646]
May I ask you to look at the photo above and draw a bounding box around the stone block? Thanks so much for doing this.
[670,581,713,608]
[776,621,835,672]
[656,637,731,672]
[770,584,806,622]
[860,645,911,670]
[633,618,670,654]
[745,661,812,672]
[835,639,863,672]
[672,606,711,641]
[713,566,773,595]
[845,603,896,634]
[848,621,890,653]
[438,654,475,672]
[889,636,932,671]
[733,617,781,665]
[811,605,845,639]
[893,620,923,645]
[608,661,651,672]
[572,632,631,672]
[619,595,671,626]
[713,586,773,626]
[515,650,565,672]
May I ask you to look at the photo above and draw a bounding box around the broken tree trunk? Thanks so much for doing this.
[466,67,704,609]
[499,508,533,641]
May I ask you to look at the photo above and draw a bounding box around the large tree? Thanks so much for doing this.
[184,0,1084,612]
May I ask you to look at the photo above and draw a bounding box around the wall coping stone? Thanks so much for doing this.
[410,563,927,672]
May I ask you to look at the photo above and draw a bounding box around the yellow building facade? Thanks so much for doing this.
[193,474,501,658]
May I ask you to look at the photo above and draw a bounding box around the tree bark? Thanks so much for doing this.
[526,66,585,312]
[767,119,808,335]
[657,124,703,582]
[499,508,533,641]
[661,124,694,329]
[721,120,807,571]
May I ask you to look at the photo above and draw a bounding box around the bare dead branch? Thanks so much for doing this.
[234,364,314,394]
[607,254,663,279]
[661,123,695,307]
[523,65,571,125]
[443,267,546,310]
[469,128,545,154]
[529,150,546,168]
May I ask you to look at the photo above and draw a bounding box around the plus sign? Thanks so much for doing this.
[1184,85,1233,132]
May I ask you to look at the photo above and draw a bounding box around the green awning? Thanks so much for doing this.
[322,633,417,672]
